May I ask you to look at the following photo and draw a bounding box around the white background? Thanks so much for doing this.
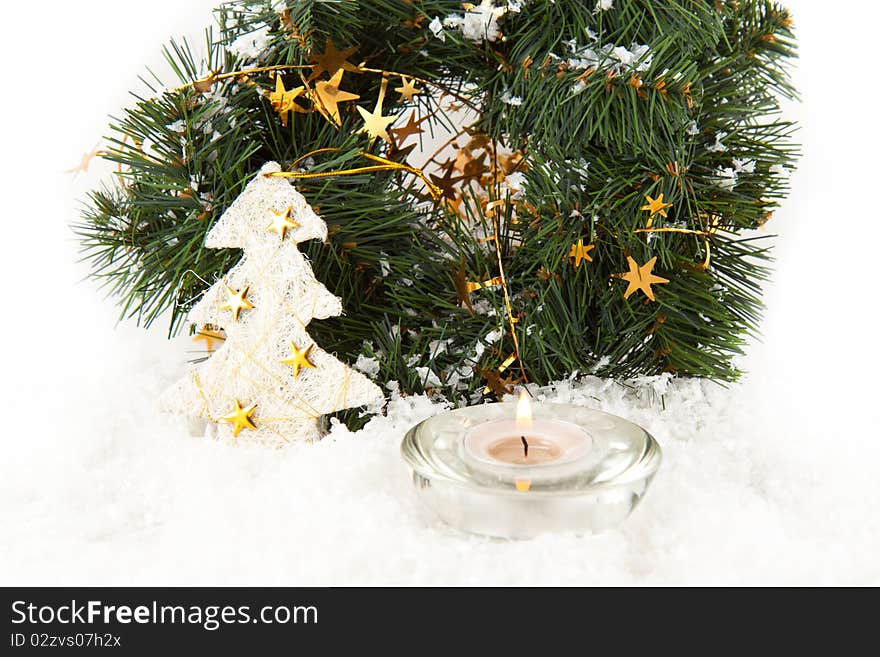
[1,1,877,585]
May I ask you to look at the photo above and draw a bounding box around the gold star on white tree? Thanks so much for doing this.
[281,340,317,378]
[267,205,300,240]
[160,162,385,445]
[220,284,255,322]
[615,256,670,302]
[356,77,398,145]
[220,399,257,437]
[394,76,420,102]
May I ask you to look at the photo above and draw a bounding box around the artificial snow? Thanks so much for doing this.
[563,38,654,77]
[444,1,508,43]
[500,90,524,106]
[354,355,381,378]
[707,131,729,153]
[713,166,739,190]
[227,25,271,61]
[428,16,446,42]
[1,320,878,586]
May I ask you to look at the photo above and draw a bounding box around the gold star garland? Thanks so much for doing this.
[640,193,673,227]
[172,40,735,384]
[390,110,428,145]
[633,215,722,271]
[266,149,441,201]
[313,68,360,125]
[308,39,359,81]
[175,35,476,140]
[614,256,670,302]
[569,239,595,268]
[480,199,528,391]
[482,353,517,395]
[356,76,398,145]
[268,75,306,127]
[394,76,420,102]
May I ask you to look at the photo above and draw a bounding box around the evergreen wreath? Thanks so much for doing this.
[77,0,798,405]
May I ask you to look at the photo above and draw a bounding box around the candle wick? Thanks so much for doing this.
[521,435,529,459]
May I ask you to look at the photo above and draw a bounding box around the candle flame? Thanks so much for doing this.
[516,389,533,428]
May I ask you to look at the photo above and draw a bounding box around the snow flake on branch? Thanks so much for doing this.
[441,1,510,42]
[227,25,271,61]
[706,131,729,153]
[429,1,527,43]
[732,158,756,174]
[500,89,523,106]
[770,163,791,178]
[429,16,446,41]
[561,36,653,91]
[712,158,756,190]
[354,354,381,378]
[713,167,738,190]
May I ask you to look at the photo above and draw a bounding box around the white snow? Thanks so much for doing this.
[354,355,381,378]
[564,39,653,76]
[444,1,508,43]
[713,166,738,190]
[227,26,271,61]
[500,90,524,106]
[707,131,729,153]
[1,321,878,586]
[428,16,446,42]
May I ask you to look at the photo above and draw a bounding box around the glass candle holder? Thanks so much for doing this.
[401,402,662,539]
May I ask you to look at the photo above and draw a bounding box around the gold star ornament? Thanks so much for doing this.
[390,110,426,145]
[308,39,359,81]
[221,399,258,437]
[394,76,421,102]
[477,367,519,397]
[451,261,476,313]
[356,78,398,145]
[65,145,103,175]
[281,340,317,378]
[220,284,255,322]
[268,75,306,127]
[569,239,595,268]
[615,256,670,302]
[267,206,300,240]
[640,193,673,225]
[430,166,465,202]
[313,68,360,125]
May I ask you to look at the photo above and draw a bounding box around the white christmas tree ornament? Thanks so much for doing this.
[162,162,385,444]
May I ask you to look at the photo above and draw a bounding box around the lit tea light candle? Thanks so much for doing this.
[402,392,662,538]
[461,391,593,491]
